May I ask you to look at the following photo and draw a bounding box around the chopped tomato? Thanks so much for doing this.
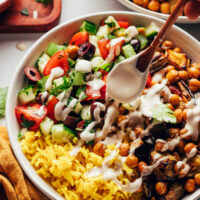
[117,21,130,29]
[98,38,110,60]
[69,31,89,46]
[46,96,59,122]
[100,19,105,26]
[146,73,152,88]
[43,51,69,76]
[15,104,47,131]
[84,85,101,101]
[100,72,107,99]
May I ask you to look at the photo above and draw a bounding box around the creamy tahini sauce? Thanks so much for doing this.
[105,37,125,63]
[87,79,105,90]
[95,101,119,141]
[156,137,180,152]
[182,93,200,141]
[41,91,49,103]
[80,122,96,142]
[45,67,64,90]
[93,102,106,123]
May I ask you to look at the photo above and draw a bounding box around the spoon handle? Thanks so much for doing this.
[136,0,187,72]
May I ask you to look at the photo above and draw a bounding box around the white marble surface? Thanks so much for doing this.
[0,0,199,124]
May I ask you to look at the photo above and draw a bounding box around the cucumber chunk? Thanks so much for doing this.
[122,44,136,58]
[46,42,66,57]
[73,72,85,86]
[136,34,148,50]
[81,105,92,121]
[114,55,126,66]
[80,20,97,35]
[40,117,54,136]
[75,86,87,101]
[68,58,75,68]
[145,22,160,39]
[73,101,83,114]
[97,25,110,38]
[51,124,76,143]
[18,86,35,105]
[37,53,50,75]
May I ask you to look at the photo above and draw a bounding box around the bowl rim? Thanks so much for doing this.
[118,0,200,24]
[6,11,200,200]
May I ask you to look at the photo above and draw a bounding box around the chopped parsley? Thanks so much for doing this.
[152,104,177,124]
[21,116,35,128]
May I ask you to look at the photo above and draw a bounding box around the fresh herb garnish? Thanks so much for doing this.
[152,104,177,124]
[21,115,35,128]
[35,0,52,4]
[105,34,116,40]
[105,21,116,28]
[21,8,29,16]
[0,87,8,118]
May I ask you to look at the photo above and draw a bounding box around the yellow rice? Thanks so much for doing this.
[21,131,142,200]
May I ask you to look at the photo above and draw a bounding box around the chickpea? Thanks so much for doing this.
[160,2,170,14]
[93,142,105,157]
[191,63,200,71]
[155,182,167,195]
[188,67,199,79]
[166,70,179,83]
[184,179,196,193]
[151,80,158,86]
[170,94,180,106]
[178,140,185,154]
[148,0,160,12]
[133,0,143,6]
[126,155,138,168]
[173,47,182,53]
[166,103,175,111]
[119,143,130,156]
[143,0,149,7]
[195,173,200,185]
[65,45,79,59]
[178,70,188,81]
[174,109,183,123]
[155,141,165,152]
[183,109,188,121]
[117,115,126,125]
[189,78,200,92]
[184,143,197,154]
[161,40,173,50]
[134,127,143,137]
[165,65,175,73]
[179,128,191,140]
[169,128,180,138]
[138,161,148,172]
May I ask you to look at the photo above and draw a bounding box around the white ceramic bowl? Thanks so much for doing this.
[6,11,200,200]
[118,0,200,24]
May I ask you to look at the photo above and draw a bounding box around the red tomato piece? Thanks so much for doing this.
[98,38,110,60]
[100,73,107,100]
[69,31,89,46]
[117,21,130,29]
[146,73,152,88]
[84,85,101,101]
[46,96,59,122]
[15,104,47,131]
[43,51,69,76]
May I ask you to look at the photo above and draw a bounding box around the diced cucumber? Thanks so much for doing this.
[75,86,87,101]
[91,57,105,69]
[53,77,64,87]
[122,44,136,58]
[37,53,50,75]
[51,124,76,143]
[68,58,75,68]
[18,86,35,105]
[114,55,126,66]
[97,25,110,38]
[145,22,160,39]
[81,105,92,121]
[46,42,66,57]
[113,28,126,37]
[136,34,148,50]
[40,117,54,136]
[89,35,101,57]
[73,101,83,114]
[73,72,85,86]
[80,20,97,35]
[37,76,49,92]
[104,16,119,30]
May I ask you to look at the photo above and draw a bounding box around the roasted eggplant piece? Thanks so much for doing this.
[150,123,170,140]
[153,156,177,181]
[160,183,184,200]
[166,49,187,70]
[143,176,155,199]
